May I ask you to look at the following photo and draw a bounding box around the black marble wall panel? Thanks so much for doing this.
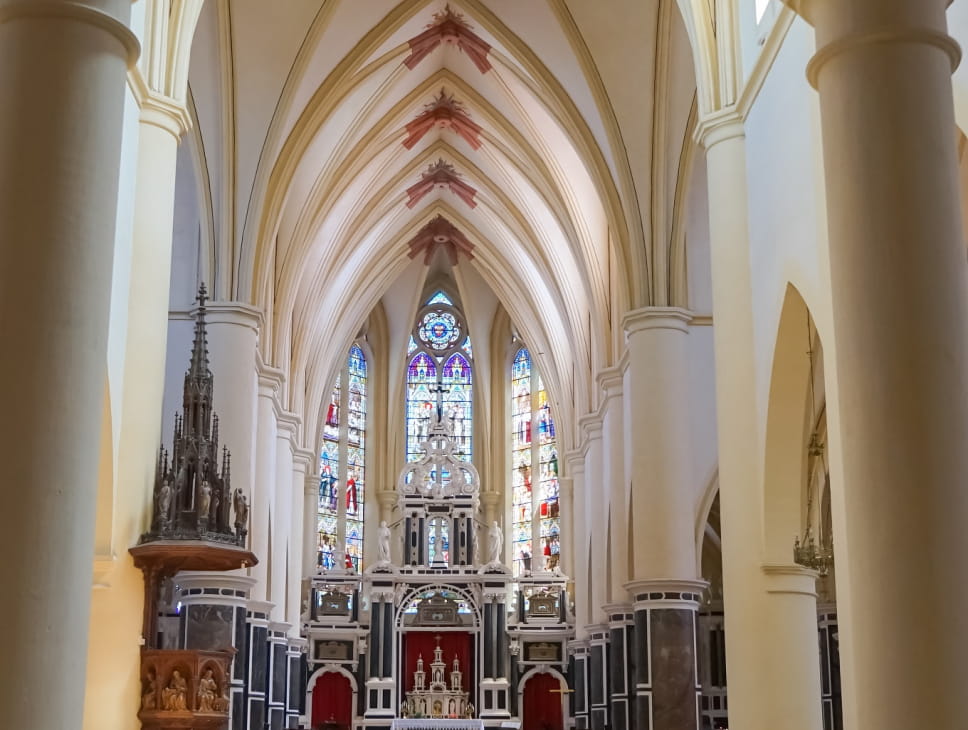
[649,609,698,730]
[251,626,268,692]
[382,603,393,678]
[272,643,287,703]
[233,607,246,678]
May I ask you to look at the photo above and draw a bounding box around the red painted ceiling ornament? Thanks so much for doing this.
[406,214,476,266]
[406,159,478,209]
[404,4,492,74]
[403,90,483,150]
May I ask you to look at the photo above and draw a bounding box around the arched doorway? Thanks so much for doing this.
[522,670,565,730]
[310,670,353,730]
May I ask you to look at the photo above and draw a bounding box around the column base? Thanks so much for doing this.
[479,678,511,718]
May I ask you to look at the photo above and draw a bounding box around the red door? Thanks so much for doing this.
[522,672,564,730]
[311,671,353,730]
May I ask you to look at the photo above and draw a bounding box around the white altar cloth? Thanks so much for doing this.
[392,720,484,730]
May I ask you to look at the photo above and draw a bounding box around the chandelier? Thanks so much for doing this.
[792,315,834,578]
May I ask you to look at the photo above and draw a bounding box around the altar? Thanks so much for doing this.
[391,720,484,730]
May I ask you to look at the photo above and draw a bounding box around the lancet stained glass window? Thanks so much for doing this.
[509,346,559,577]
[317,344,367,573]
[406,292,473,466]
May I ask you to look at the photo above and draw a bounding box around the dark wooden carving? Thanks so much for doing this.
[139,648,234,729]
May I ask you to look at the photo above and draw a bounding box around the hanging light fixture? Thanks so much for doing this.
[793,312,834,577]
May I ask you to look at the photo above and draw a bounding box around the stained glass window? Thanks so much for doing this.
[509,347,559,577]
[511,348,532,577]
[405,294,473,465]
[317,344,367,573]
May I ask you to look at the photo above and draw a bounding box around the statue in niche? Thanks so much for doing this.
[198,480,212,528]
[233,488,249,540]
[487,521,503,564]
[162,670,188,711]
[141,669,159,710]
[464,702,475,719]
[377,521,391,563]
[197,669,217,712]
[156,480,173,529]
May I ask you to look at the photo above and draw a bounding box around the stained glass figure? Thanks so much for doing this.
[443,353,472,460]
[317,344,367,573]
[511,348,533,577]
[510,348,560,576]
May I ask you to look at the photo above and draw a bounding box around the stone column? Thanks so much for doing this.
[272,412,298,622]
[579,416,605,625]
[304,471,320,576]
[0,1,136,726]
[254,359,283,599]
[85,4,202,717]
[291,447,314,629]
[622,308,704,730]
[699,115,823,730]
[804,1,968,727]
[598,368,628,606]
[566,451,588,633]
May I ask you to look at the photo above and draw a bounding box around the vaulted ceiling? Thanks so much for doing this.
[181,0,699,447]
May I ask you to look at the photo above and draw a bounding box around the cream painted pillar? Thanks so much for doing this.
[254,359,282,600]
[84,13,202,722]
[303,471,319,576]
[621,308,703,730]
[579,415,606,625]
[804,1,968,726]
[557,474,574,579]
[699,114,823,730]
[272,412,298,622]
[566,450,588,635]
[598,369,628,605]
[0,2,136,727]
[288,446,313,630]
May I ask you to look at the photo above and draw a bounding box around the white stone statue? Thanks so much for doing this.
[378,520,391,563]
[487,521,503,564]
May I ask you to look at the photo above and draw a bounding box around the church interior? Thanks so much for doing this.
[2,1,968,729]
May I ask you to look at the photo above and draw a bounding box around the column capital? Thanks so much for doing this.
[564,448,586,471]
[596,366,624,398]
[694,107,746,150]
[578,413,603,441]
[622,306,693,338]
[376,489,397,510]
[626,578,707,609]
[276,410,301,443]
[304,472,318,495]
[137,86,192,138]
[293,447,315,472]
[761,563,818,596]
[806,23,960,90]
[0,0,140,66]
[171,300,263,334]
[257,352,285,396]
